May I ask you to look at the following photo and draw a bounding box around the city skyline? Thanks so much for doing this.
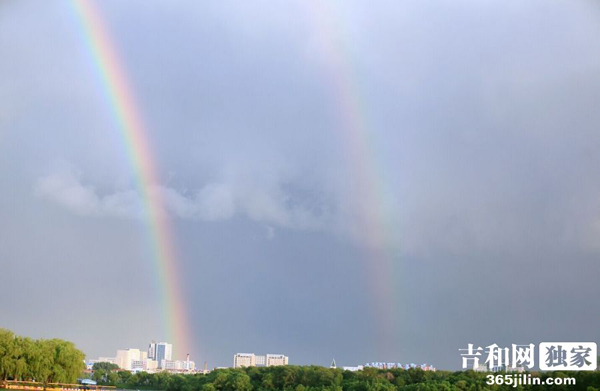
[2,0,600,370]
[88,340,196,373]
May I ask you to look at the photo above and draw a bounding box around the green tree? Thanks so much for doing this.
[48,339,85,384]
[117,369,132,384]
[200,384,216,391]
[106,371,119,384]
[92,369,106,383]
[27,340,55,389]
[224,371,252,391]
[92,362,119,372]
[12,337,31,380]
[0,329,15,381]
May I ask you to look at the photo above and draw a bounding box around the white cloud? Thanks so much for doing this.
[159,183,235,221]
[35,169,144,218]
[34,167,329,232]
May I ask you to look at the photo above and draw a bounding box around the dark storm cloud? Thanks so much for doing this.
[1,0,600,369]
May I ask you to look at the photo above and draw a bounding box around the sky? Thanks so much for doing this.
[1,0,600,370]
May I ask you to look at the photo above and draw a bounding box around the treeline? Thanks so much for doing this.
[90,362,132,385]
[116,366,600,391]
[0,328,85,385]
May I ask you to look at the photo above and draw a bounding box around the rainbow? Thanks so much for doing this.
[304,2,400,354]
[68,0,396,359]
[69,0,193,357]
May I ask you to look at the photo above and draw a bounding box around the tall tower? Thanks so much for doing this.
[156,342,173,368]
[330,359,337,369]
[148,341,157,360]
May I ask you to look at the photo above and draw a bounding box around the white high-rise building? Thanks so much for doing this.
[266,354,289,367]
[148,342,157,360]
[233,353,256,368]
[156,342,172,368]
[115,349,142,370]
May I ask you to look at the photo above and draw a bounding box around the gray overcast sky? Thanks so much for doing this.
[1,0,600,370]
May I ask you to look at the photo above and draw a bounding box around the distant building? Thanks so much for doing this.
[161,359,195,372]
[147,360,159,371]
[148,341,157,360]
[492,365,525,373]
[114,349,161,371]
[474,364,488,372]
[234,353,288,368]
[266,354,288,367]
[131,359,158,372]
[363,362,436,371]
[330,359,336,369]
[115,349,141,370]
[255,355,266,366]
[156,343,173,368]
[91,341,192,374]
[342,366,364,372]
[131,360,143,371]
[234,353,256,368]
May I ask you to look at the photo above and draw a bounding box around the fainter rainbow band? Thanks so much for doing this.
[304,1,399,350]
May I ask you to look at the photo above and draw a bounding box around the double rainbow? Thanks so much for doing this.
[69,0,399,359]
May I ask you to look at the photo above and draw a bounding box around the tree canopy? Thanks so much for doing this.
[0,328,85,385]
[121,365,600,391]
